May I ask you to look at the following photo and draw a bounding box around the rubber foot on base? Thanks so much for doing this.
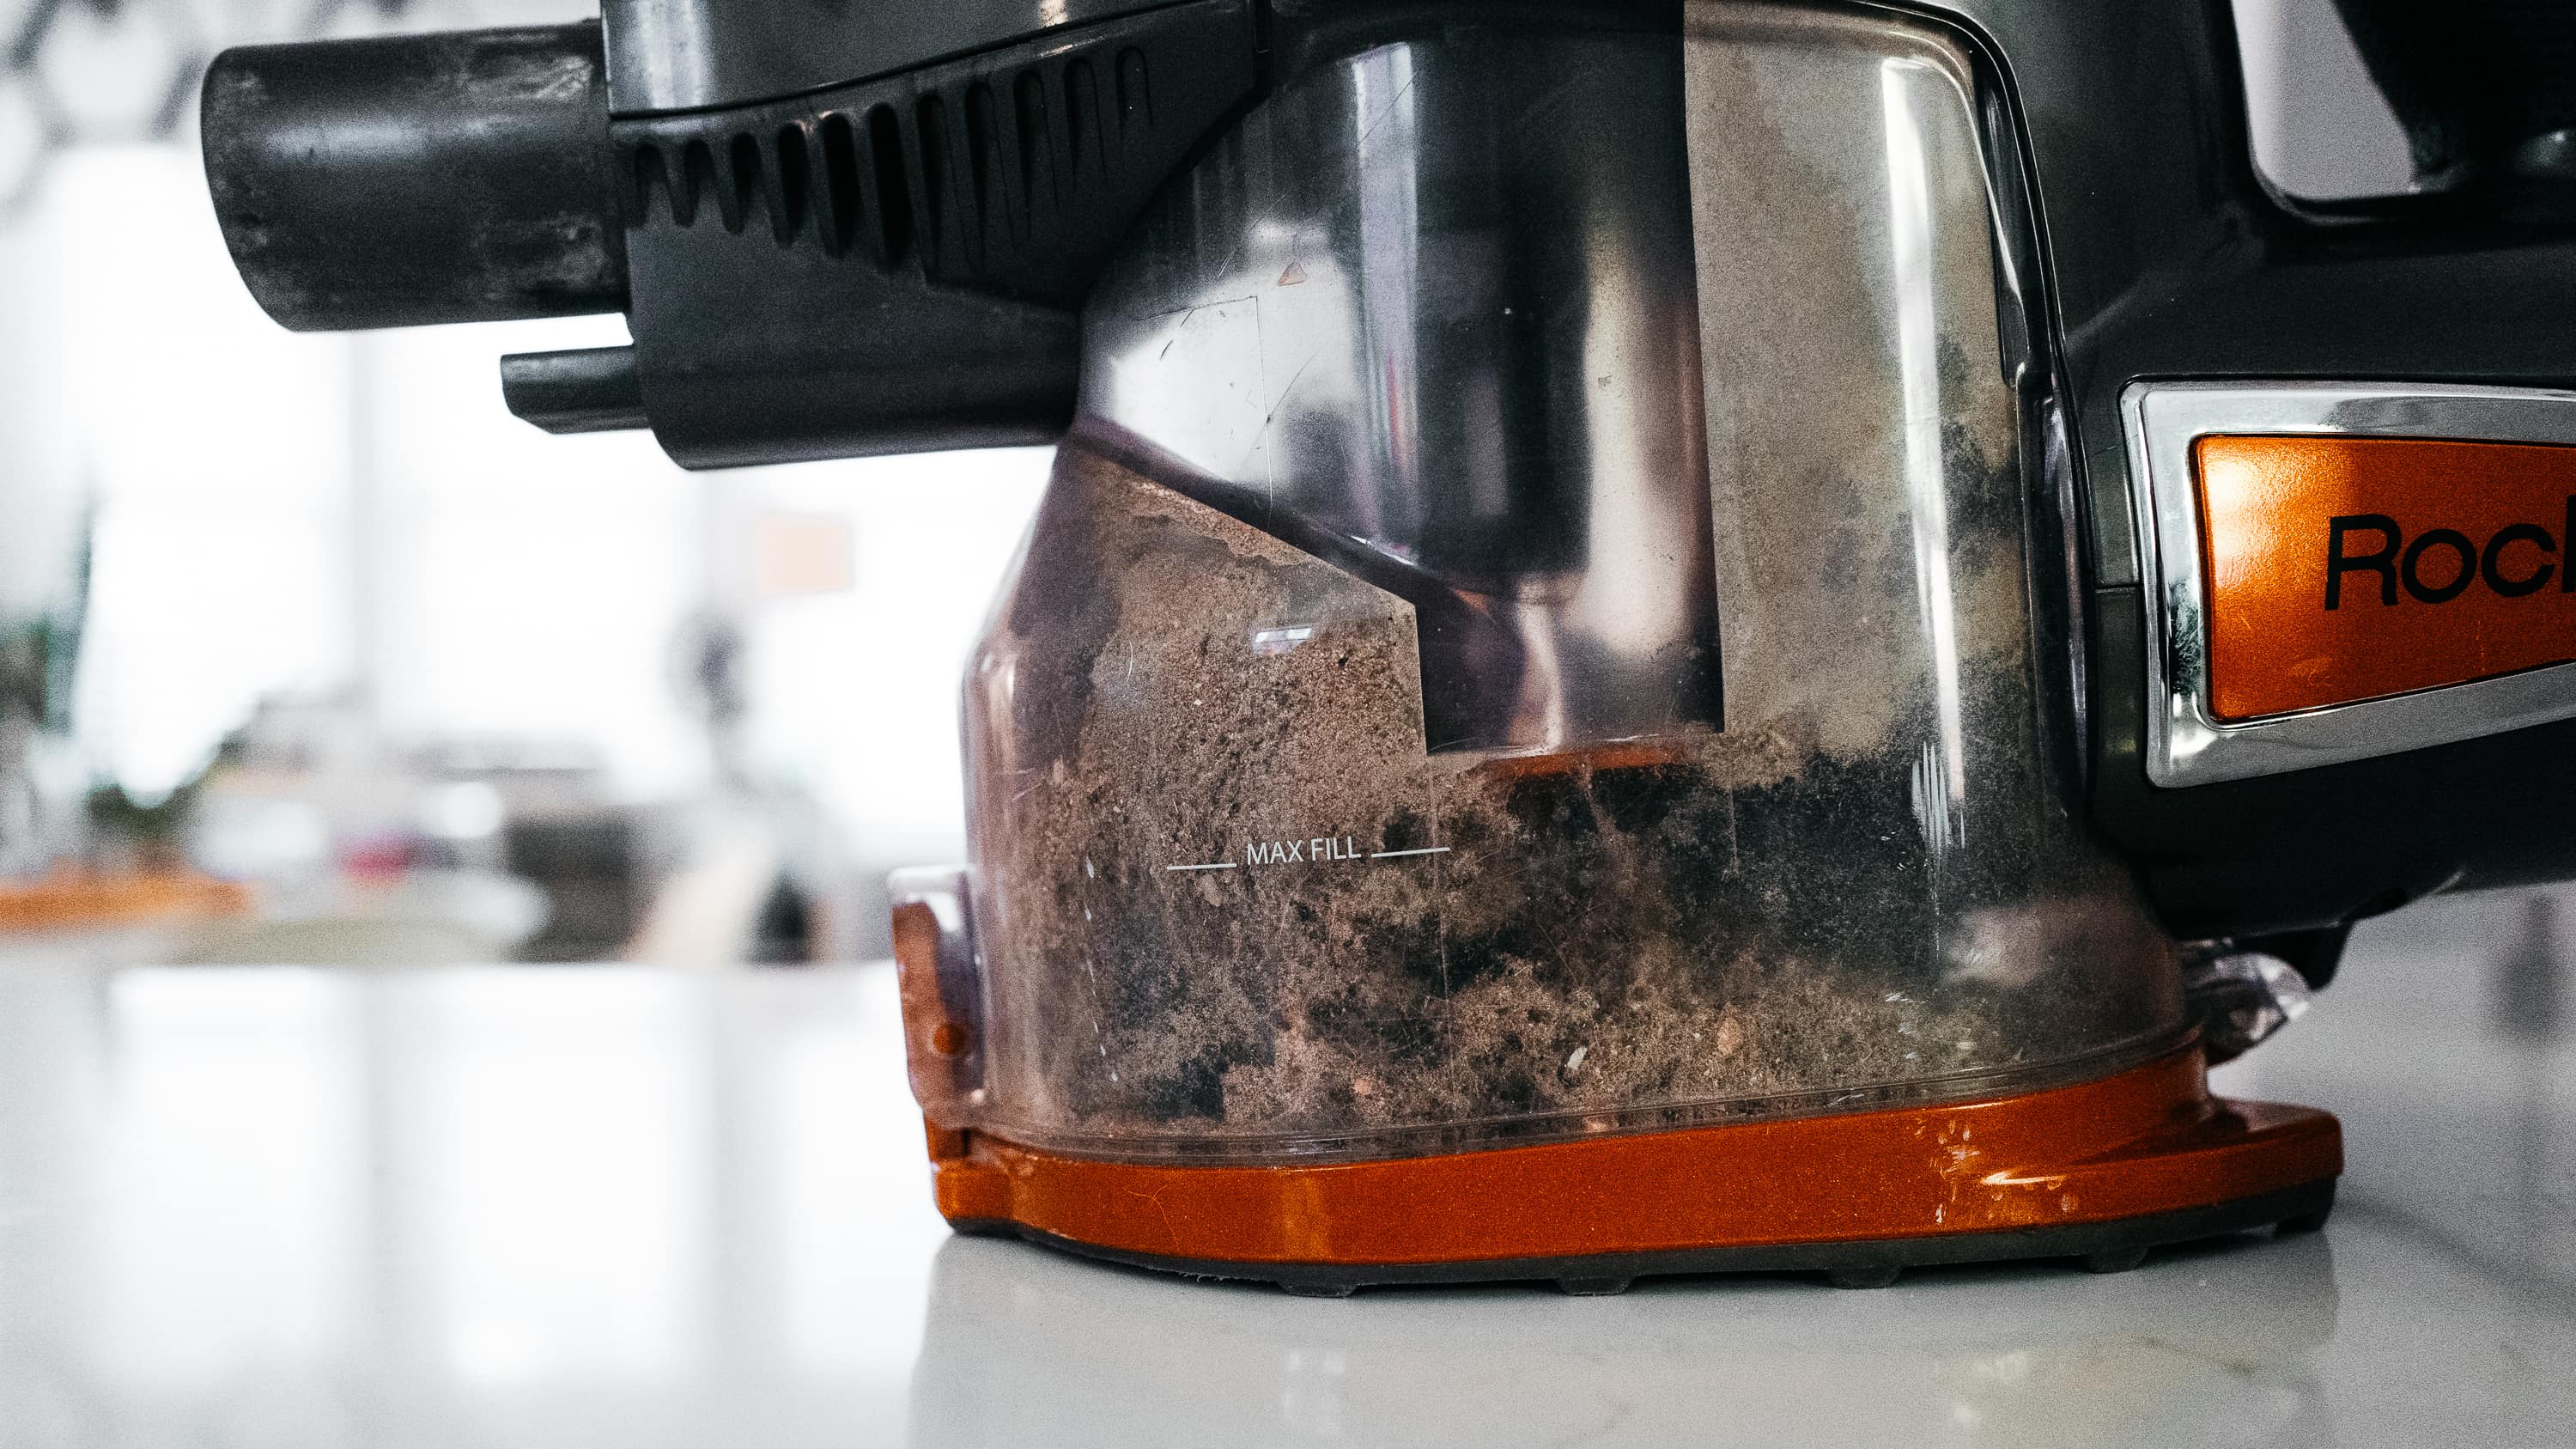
[2275,1204,2333,1236]
[1279,1281,1357,1299]
[1826,1264,1904,1290]
[2082,1245,2150,1274]
[1556,1276,1634,1296]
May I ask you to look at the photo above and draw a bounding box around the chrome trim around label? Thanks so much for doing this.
[2123,381,2576,788]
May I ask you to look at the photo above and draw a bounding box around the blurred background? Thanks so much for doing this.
[0,0,1052,968]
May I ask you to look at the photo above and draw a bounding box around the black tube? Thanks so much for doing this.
[202,23,629,332]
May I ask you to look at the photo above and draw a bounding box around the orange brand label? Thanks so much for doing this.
[2195,434,2576,721]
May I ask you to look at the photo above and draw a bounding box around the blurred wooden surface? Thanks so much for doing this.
[0,869,252,934]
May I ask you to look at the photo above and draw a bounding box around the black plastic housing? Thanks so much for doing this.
[2332,0,2576,192]
[610,0,1261,466]
[1917,0,2576,947]
[599,0,1183,115]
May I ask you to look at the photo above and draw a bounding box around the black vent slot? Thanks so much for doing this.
[914,92,952,266]
[867,106,913,266]
[773,124,810,243]
[1016,70,1054,220]
[610,0,1259,306]
[1066,57,1103,186]
[726,134,762,233]
[1118,46,1152,135]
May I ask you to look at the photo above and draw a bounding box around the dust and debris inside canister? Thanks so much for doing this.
[958,445,2181,1160]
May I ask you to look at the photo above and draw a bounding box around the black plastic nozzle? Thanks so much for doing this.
[202,22,629,332]
[501,346,647,435]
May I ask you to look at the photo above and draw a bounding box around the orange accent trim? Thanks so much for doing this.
[2196,434,2576,720]
[891,900,975,1116]
[929,1049,2338,1266]
[0,870,254,935]
[925,1117,969,1162]
[1468,741,1695,782]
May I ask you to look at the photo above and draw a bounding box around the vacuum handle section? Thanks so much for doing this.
[202,23,629,332]
[2331,0,2576,191]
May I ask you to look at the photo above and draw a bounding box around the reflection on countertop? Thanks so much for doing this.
[2215,886,2576,1300]
[916,1229,2346,1447]
[1,892,2572,1447]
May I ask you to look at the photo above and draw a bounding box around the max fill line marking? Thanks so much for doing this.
[1165,847,1452,870]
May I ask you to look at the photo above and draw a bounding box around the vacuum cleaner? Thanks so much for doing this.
[198,0,2576,1292]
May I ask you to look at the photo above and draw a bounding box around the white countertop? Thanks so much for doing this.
[3,890,2572,1447]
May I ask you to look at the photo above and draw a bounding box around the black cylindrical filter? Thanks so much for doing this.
[202,22,629,332]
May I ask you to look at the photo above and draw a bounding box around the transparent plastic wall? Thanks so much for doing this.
[901,2,2185,1162]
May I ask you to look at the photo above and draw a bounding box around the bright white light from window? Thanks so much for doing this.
[96,968,358,1387]
[2232,0,2415,201]
[406,970,705,1384]
[769,976,950,1373]
[745,450,1050,859]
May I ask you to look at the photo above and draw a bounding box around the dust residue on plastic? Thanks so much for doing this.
[961,446,2178,1158]
[1686,0,2027,768]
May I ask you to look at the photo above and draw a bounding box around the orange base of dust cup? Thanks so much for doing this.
[916,1044,2340,1295]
